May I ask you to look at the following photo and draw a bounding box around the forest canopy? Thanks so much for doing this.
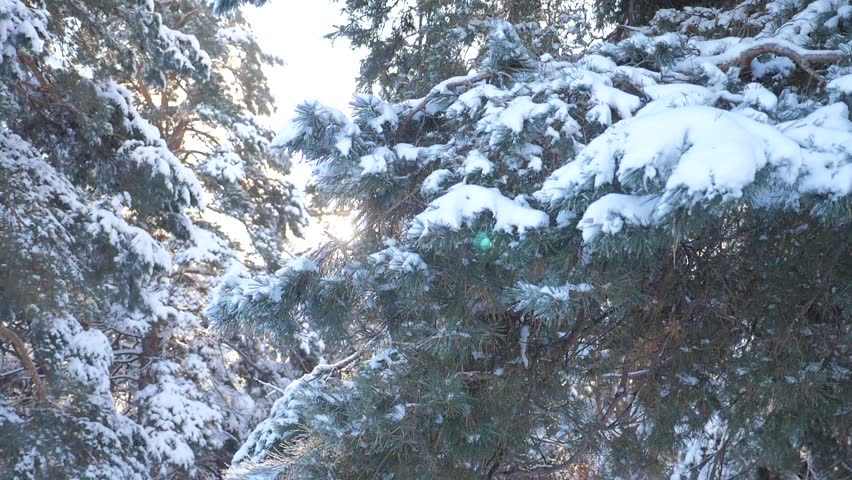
[2,0,851,479]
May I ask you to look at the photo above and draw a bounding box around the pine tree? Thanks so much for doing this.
[209,0,851,478]
[325,0,570,99]
[0,0,309,478]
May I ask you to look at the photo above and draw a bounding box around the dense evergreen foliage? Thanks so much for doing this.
[0,1,311,478]
[209,0,851,478]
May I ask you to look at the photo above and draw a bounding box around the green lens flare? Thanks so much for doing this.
[474,231,493,251]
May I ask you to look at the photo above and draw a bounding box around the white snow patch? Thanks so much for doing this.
[519,324,531,368]
[359,147,392,176]
[463,149,494,176]
[409,184,548,238]
[578,194,659,242]
[421,169,454,195]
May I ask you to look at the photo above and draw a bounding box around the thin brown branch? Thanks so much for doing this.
[173,7,200,30]
[0,326,51,406]
[14,55,81,119]
[135,62,156,110]
[168,115,193,152]
[17,52,49,87]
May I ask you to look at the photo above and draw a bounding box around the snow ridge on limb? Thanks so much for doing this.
[408,184,549,239]
[0,0,49,75]
[536,102,851,243]
[98,81,205,209]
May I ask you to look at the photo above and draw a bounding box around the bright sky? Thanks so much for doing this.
[244,1,363,127]
[242,1,363,254]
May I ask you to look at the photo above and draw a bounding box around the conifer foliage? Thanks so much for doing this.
[0,1,308,478]
[210,0,851,478]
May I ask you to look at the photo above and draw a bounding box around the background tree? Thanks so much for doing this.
[0,0,312,478]
[209,0,851,478]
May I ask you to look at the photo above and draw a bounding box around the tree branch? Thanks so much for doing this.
[400,72,493,129]
[173,7,200,30]
[719,41,845,84]
[0,326,50,406]
[135,62,156,110]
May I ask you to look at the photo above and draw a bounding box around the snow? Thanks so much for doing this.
[232,122,266,144]
[537,106,804,219]
[0,130,88,255]
[736,107,770,123]
[99,81,205,208]
[589,82,641,121]
[533,96,852,242]
[750,55,795,80]
[578,194,660,242]
[217,26,255,44]
[394,143,420,161]
[678,37,842,73]
[87,204,173,275]
[432,72,486,94]
[408,183,549,239]
[769,0,839,45]
[359,147,392,176]
[421,169,454,195]
[366,349,403,370]
[779,103,852,196]
[0,398,22,424]
[276,102,362,157]
[212,4,852,479]
[449,83,509,115]
[497,96,551,133]
[615,65,661,89]
[535,282,592,302]
[579,54,618,73]
[386,404,406,421]
[176,221,231,264]
[370,244,427,272]
[229,352,365,474]
[206,257,317,332]
[641,83,717,109]
[463,149,494,176]
[202,151,246,182]
[358,94,399,133]
[519,324,530,368]
[0,0,49,75]
[741,83,777,112]
[656,110,799,207]
[65,329,114,395]
[285,256,319,272]
[827,74,852,98]
[157,24,212,78]
[1,3,322,478]
[138,360,223,470]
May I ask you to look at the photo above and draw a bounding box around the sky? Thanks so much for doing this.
[241,1,363,252]
[243,1,363,127]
